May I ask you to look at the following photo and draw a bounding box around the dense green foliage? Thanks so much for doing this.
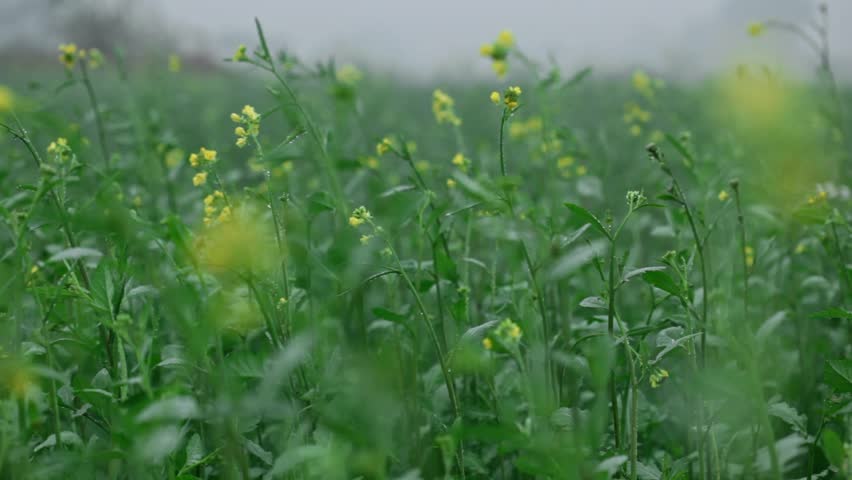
[0,18,850,480]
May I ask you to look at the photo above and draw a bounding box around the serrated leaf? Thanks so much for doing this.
[824,359,852,393]
[564,202,610,240]
[767,401,806,433]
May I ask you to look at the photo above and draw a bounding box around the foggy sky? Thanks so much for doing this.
[5,0,852,80]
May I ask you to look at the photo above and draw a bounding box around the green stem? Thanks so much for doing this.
[79,61,112,171]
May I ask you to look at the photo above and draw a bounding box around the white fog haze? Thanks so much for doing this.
[2,0,851,80]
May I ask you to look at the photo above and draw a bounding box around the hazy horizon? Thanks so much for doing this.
[3,0,852,81]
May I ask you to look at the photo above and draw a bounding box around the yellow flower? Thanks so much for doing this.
[233,44,248,61]
[200,147,217,163]
[446,178,457,189]
[58,43,78,69]
[192,171,208,187]
[349,206,372,228]
[482,337,493,350]
[336,64,362,85]
[359,234,372,245]
[235,126,247,137]
[479,44,494,57]
[241,104,259,121]
[744,246,755,268]
[496,30,515,49]
[629,124,642,137]
[492,60,508,78]
[718,190,729,201]
[168,54,181,73]
[576,165,588,176]
[217,206,232,223]
[503,85,522,109]
[363,156,379,169]
[432,89,462,126]
[0,85,15,113]
[490,91,501,104]
[189,153,200,167]
[236,137,248,148]
[747,22,765,37]
[376,137,393,156]
[557,156,575,169]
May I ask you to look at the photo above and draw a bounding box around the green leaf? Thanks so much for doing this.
[306,191,336,216]
[33,431,82,453]
[623,265,667,282]
[821,429,844,469]
[372,307,408,323]
[137,396,200,423]
[767,401,806,433]
[824,359,852,393]
[641,270,681,297]
[810,307,852,320]
[564,202,610,240]
[47,247,103,263]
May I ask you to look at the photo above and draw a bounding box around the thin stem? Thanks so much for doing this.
[79,61,111,171]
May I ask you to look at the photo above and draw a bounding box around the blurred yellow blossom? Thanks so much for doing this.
[432,89,462,126]
[0,85,15,113]
[168,54,181,72]
[192,172,208,187]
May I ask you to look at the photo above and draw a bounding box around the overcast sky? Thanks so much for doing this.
[5,0,852,80]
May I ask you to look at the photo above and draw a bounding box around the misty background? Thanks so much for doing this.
[1,0,851,81]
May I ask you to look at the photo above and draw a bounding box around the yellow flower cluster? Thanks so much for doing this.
[491,86,522,110]
[57,44,104,70]
[0,85,14,113]
[376,137,394,156]
[744,246,755,268]
[451,152,470,173]
[336,64,363,86]
[508,116,543,139]
[168,54,182,73]
[806,190,828,204]
[482,318,523,351]
[46,137,72,161]
[202,190,229,226]
[231,105,261,148]
[624,101,652,137]
[555,155,586,178]
[360,156,380,170]
[58,44,79,69]
[432,90,462,126]
[747,22,765,37]
[480,30,515,78]
[189,147,218,168]
[188,147,217,187]
[349,206,372,227]
[650,368,669,388]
